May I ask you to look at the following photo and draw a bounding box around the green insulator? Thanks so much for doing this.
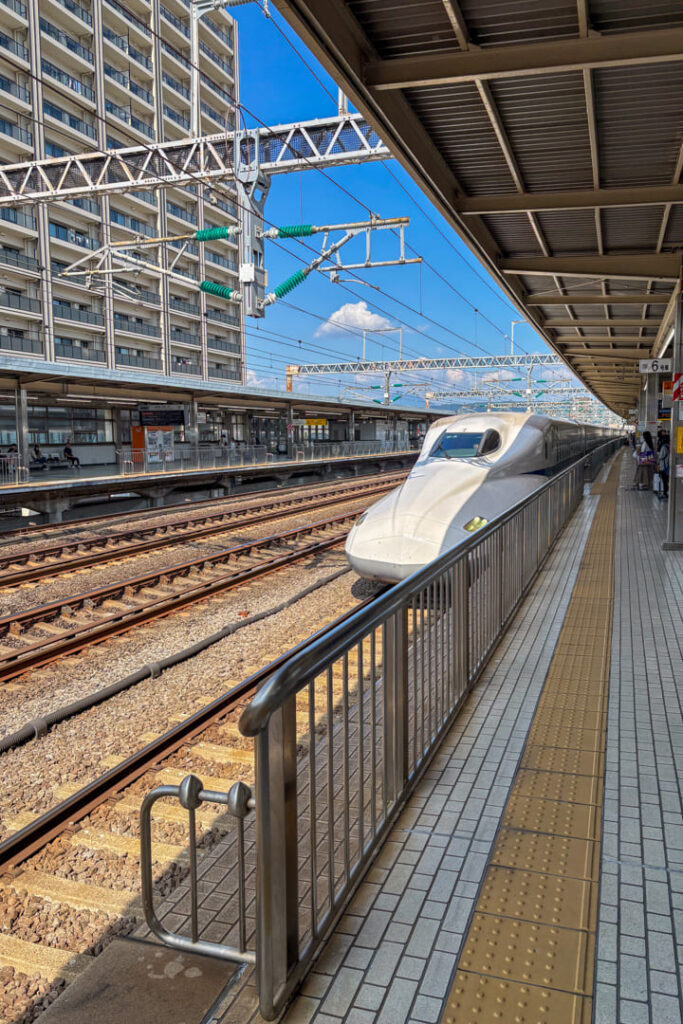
[273,269,306,299]
[195,226,231,241]
[200,280,233,301]
[277,224,313,238]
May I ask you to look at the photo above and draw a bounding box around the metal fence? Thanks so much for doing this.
[140,438,621,1019]
[0,455,28,486]
[116,440,412,476]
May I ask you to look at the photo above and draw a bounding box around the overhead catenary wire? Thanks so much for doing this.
[0,7,532,376]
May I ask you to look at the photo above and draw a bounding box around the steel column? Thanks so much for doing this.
[664,266,683,548]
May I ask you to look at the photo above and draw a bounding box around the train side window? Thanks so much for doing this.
[478,429,501,456]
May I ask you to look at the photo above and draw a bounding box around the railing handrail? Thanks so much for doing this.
[240,437,619,736]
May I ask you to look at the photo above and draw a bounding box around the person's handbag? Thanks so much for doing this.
[637,450,656,466]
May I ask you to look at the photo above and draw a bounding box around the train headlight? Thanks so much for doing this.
[463,516,488,532]
[355,511,369,526]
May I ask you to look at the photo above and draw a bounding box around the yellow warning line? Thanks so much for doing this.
[442,454,621,1024]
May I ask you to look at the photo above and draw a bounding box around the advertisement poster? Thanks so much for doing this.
[145,426,174,464]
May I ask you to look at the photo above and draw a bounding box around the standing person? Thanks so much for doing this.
[63,439,80,468]
[634,430,656,490]
[658,434,670,500]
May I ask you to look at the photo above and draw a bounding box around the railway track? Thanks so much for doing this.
[0,511,361,684]
[0,593,383,1022]
[0,474,404,586]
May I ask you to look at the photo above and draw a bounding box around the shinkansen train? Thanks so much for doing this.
[345,412,617,583]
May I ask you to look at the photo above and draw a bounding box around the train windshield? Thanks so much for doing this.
[429,430,500,460]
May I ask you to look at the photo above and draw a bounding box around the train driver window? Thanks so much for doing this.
[429,430,501,459]
[477,429,501,456]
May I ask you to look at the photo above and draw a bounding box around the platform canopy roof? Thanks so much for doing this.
[273,0,683,416]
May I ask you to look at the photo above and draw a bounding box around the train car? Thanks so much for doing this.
[345,412,614,583]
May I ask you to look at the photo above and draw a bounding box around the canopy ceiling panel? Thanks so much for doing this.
[273,0,683,414]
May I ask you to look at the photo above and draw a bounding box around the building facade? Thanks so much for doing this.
[0,0,243,386]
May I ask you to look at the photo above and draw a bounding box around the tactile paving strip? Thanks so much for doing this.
[441,455,620,1022]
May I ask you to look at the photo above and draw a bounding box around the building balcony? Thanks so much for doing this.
[0,30,28,63]
[40,18,93,68]
[103,27,152,72]
[161,40,190,72]
[0,248,40,273]
[205,250,238,272]
[1,209,37,235]
[53,302,105,326]
[127,189,158,209]
[202,17,233,53]
[63,196,101,220]
[115,348,163,371]
[0,331,42,355]
[110,208,156,236]
[0,74,30,107]
[200,73,232,108]
[54,0,92,27]
[198,40,233,79]
[114,316,161,338]
[206,195,238,219]
[105,100,154,139]
[208,365,240,380]
[0,0,27,29]
[172,359,201,375]
[163,104,189,131]
[166,201,197,226]
[201,102,225,129]
[44,100,96,140]
[169,295,199,316]
[0,118,32,153]
[55,340,106,362]
[170,328,200,345]
[0,291,41,313]
[104,64,153,107]
[206,306,239,328]
[160,4,189,40]
[104,0,151,40]
[207,336,240,355]
[114,284,160,306]
[42,59,95,104]
[49,222,99,250]
[162,71,189,101]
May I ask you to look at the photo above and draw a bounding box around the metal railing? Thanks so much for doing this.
[116,441,414,477]
[138,439,620,1017]
[239,438,620,1017]
[0,455,29,486]
[140,776,255,965]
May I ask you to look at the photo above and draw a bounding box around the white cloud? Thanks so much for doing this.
[245,368,279,391]
[315,301,392,337]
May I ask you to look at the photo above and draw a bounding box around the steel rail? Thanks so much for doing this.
[0,510,361,632]
[0,470,407,546]
[0,594,376,871]
[0,477,401,586]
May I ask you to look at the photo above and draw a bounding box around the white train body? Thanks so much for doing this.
[345,412,614,583]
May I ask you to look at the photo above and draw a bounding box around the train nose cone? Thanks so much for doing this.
[345,517,441,582]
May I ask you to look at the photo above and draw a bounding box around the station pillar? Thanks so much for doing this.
[186,399,200,457]
[664,270,683,549]
[14,387,29,467]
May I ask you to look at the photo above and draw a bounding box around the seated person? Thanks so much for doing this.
[63,441,80,468]
[32,444,47,467]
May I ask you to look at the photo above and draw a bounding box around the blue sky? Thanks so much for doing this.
[232,5,556,406]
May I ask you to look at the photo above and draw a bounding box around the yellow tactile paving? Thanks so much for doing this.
[443,972,591,1024]
[442,455,620,1022]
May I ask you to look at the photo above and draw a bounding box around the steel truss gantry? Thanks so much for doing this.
[0,113,390,207]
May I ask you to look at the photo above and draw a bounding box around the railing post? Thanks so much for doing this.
[255,696,299,1018]
[383,608,409,801]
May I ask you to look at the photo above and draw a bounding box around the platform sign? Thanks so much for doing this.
[640,358,672,373]
[678,427,683,455]
[305,418,327,427]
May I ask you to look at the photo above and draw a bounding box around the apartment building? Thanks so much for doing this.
[0,0,244,387]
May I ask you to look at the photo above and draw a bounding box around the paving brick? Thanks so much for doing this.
[376,978,419,1024]
[318,967,363,1017]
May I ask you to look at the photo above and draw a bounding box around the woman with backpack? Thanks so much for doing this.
[633,430,656,490]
